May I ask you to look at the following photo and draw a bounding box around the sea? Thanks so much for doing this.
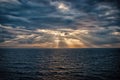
[0,48,120,80]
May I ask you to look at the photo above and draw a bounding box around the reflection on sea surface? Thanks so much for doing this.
[43,50,79,80]
[0,48,120,80]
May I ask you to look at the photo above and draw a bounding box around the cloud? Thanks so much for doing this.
[50,1,71,12]
[0,24,120,48]
[0,0,20,4]
[0,0,120,48]
[0,0,119,29]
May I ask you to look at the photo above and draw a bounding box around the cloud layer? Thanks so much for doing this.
[0,0,120,48]
[0,24,120,48]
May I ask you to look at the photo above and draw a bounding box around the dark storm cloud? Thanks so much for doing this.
[0,0,120,48]
[0,0,119,28]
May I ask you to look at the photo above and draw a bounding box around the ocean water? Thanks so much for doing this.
[0,48,120,80]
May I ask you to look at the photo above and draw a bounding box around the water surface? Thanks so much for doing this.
[0,48,120,80]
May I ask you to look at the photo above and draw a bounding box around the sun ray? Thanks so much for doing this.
[70,32,98,48]
[64,38,86,48]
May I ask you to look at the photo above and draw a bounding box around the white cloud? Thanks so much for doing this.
[112,32,120,36]
[0,0,20,4]
[6,15,30,23]
[50,1,70,12]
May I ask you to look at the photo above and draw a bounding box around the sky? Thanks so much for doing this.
[0,0,120,48]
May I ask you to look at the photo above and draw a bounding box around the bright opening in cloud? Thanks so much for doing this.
[57,3,69,11]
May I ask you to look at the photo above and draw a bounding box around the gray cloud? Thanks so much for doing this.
[0,24,120,48]
[0,0,120,48]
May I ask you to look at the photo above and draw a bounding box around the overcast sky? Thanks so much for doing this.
[0,0,120,48]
